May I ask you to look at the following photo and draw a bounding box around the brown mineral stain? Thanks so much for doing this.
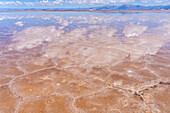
[0,66,24,76]
[75,88,148,113]
[0,76,13,85]
[18,95,74,113]
[0,86,19,113]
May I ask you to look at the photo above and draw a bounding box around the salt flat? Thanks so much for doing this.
[0,11,170,113]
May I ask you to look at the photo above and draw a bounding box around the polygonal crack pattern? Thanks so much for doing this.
[0,23,170,113]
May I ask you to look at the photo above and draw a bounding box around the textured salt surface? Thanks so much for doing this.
[0,12,170,113]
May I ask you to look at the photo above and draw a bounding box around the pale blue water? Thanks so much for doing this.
[0,11,170,49]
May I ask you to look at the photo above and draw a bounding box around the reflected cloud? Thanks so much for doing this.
[1,12,170,64]
[123,24,147,37]
[6,18,170,65]
[15,21,24,27]
[7,26,61,50]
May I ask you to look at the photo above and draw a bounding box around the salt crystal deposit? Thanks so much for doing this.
[0,12,170,113]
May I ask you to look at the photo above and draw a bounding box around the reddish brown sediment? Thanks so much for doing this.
[0,86,19,113]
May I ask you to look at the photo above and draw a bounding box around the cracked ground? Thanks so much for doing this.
[0,12,170,113]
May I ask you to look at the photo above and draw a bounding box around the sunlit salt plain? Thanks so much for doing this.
[0,11,170,113]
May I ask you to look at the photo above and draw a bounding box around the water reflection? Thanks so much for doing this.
[0,11,170,113]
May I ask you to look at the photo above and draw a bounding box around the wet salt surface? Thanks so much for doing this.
[0,11,170,113]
